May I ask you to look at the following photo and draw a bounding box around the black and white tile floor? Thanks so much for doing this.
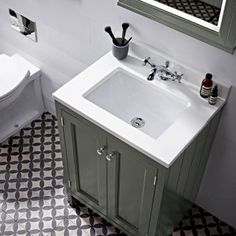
[0,113,235,236]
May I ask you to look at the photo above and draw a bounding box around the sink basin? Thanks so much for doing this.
[84,69,189,139]
[53,43,228,167]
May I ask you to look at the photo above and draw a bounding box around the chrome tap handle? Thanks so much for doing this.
[143,57,151,66]
[97,145,106,155]
[143,57,156,68]
[165,60,170,68]
[173,72,183,83]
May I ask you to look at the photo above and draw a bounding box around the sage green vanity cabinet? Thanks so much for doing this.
[61,110,107,215]
[55,101,222,236]
[56,103,159,236]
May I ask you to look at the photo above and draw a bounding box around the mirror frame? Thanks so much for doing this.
[118,0,236,53]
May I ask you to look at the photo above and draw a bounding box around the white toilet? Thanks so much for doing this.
[0,53,44,143]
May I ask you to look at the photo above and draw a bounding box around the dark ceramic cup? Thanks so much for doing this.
[112,38,129,60]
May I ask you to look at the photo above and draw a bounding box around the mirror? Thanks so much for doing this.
[143,0,225,31]
[148,0,223,29]
[9,9,37,42]
[118,0,236,53]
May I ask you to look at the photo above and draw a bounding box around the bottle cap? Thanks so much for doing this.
[206,73,213,80]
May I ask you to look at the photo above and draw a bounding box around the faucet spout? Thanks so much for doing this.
[147,68,157,81]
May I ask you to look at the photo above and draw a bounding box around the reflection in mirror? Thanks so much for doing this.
[9,9,37,42]
[142,0,225,31]
[118,0,236,53]
[156,0,223,26]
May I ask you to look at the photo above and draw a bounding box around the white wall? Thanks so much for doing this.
[0,0,236,228]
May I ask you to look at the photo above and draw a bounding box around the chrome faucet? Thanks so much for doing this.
[143,57,157,81]
[157,69,183,83]
[147,67,157,81]
[143,57,183,83]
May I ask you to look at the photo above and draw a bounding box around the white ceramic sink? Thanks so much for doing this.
[84,69,189,139]
[53,43,229,167]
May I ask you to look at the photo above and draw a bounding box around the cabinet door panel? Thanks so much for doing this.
[107,135,157,236]
[62,111,107,214]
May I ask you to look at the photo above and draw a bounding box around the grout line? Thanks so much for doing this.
[83,231,92,236]
[2,209,15,220]
[17,221,28,233]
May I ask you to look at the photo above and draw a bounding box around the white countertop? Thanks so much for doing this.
[53,43,230,168]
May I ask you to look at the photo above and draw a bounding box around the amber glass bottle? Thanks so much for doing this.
[208,85,218,105]
[200,73,213,98]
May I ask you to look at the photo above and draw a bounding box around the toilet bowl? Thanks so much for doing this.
[0,53,44,143]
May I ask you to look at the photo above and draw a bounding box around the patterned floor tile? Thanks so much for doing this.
[173,205,236,236]
[0,112,236,236]
[50,218,91,236]
[65,205,124,236]
[0,210,28,236]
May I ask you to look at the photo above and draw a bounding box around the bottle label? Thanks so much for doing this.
[200,85,212,97]
[209,96,217,105]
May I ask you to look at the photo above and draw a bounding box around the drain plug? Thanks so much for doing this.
[131,117,145,128]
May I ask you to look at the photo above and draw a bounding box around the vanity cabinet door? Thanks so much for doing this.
[61,111,107,215]
[107,135,157,236]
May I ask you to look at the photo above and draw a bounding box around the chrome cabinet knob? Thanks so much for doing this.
[106,151,117,161]
[97,146,106,155]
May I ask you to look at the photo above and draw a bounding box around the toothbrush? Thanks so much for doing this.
[104,26,119,46]
[121,23,129,45]
[123,37,132,46]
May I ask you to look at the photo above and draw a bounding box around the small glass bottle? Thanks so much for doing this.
[200,73,213,98]
[208,85,218,105]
